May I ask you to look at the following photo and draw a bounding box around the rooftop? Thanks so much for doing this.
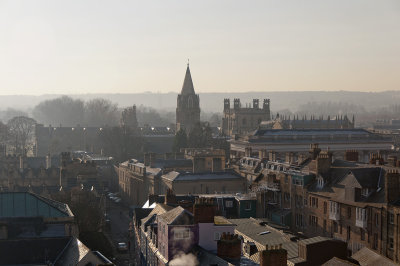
[162,171,243,182]
[0,192,73,218]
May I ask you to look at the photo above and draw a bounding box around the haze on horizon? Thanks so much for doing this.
[0,0,399,95]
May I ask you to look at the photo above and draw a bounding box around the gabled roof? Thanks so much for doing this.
[181,65,196,95]
[338,168,382,188]
[141,203,174,226]
[158,206,194,225]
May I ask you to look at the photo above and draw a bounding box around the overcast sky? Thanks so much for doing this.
[0,0,399,95]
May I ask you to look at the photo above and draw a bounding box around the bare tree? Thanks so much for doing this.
[85,98,119,126]
[7,116,37,156]
[32,96,85,126]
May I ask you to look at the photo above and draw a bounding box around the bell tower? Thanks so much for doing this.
[176,62,200,132]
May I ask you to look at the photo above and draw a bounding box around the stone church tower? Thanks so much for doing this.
[176,63,200,132]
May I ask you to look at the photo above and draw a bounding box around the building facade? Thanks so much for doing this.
[222,98,271,136]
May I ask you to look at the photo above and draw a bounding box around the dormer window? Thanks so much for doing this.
[361,188,369,197]
[317,177,324,189]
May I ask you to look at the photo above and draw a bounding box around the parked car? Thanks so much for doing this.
[117,242,128,252]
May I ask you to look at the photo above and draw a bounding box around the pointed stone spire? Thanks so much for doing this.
[181,63,195,95]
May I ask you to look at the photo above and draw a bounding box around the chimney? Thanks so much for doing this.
[149,153,156,168]
[316,151,332,175]
[46,154,51,169]
[387,155,397,167]
[217,232,242,261]
[309,144,321,160]
[144,153,150,166]
[369,153,384,165]
[193,197,217,223]
[259,244,287,266]
[259,149,267,160]
[385,170,400,203]
[165,188,177,205]
[285,153,294,164]
[344,150,359,162]
[269,151,276,162]
[245,147,252,157]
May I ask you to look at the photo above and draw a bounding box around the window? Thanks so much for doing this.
[225,200,233,208]
[324,202,327,214]
[214,232,221,241]
[310,197,318,208]
[295,214,304,228]
[317,177,324,189]
[375,213,379,227]
[285,175,288,184]
[360,228,365,241]
[174,228,190,239]
[245,202,252,211]
[323,219,327,233]
[309,215,318,228]
[347,207,352,219]
[389,237,394,250]
[333,221,338,233]
[284,193,290,202]
[242,118,246,125]
[389,212,394,224]
[361,188,369,197]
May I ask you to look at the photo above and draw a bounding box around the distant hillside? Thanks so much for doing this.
[0,91,399,113]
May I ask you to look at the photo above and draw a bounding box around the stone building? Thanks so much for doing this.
[183,148,226,172]
[230,128,393,160]
[222,98,271,136]
[176,64,200,132]
[260,114,355,130]
[243,146,400,263]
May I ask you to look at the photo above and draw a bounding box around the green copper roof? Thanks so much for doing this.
[0,192,73,218]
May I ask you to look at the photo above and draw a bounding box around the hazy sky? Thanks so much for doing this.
[0,1,399,95]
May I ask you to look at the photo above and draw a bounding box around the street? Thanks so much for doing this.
[105,201,135,266]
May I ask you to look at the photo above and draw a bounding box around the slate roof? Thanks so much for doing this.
[163,171,243,182]
[229,218,300,260]
[141,204,174,226]
[352,247,397,266]
[343,168,382,188]
[181,65,196,95]
[158,206,194,225]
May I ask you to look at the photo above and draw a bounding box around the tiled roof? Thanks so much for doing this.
[351,247,397,266]
[322,257,357,265]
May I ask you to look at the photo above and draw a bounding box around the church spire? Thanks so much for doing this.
[181,63,195,95]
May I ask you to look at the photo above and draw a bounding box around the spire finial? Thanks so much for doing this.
[187,58,189,67]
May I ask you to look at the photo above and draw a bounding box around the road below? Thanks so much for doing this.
[105,201,135,266]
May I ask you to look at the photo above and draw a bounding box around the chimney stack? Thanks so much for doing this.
[164,188,177,205]
[217,232,242,261]
[259,244,287,266]
[385,170,400,203]
[259,149,267,160]
[193,197,217,223]
[345,150,359,162]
